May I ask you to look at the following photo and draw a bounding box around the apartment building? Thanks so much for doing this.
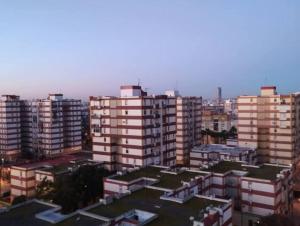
[202,109,232,132]
[21,94,82,158]
[238,86,300,165]
[91,86,177,171]
[0,95,22,161]
[202,161,292,225]
[175,96,202,165]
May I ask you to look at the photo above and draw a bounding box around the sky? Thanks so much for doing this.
[0,0,299,100]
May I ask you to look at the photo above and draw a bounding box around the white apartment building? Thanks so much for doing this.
[91,86,177,171]
[238,86,300,165]
[21,94,82,158]
[175,96,202,165]
[0,95,22,161]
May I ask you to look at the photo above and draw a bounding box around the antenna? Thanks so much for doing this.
[175,80,178,91]
[138,78,141,86]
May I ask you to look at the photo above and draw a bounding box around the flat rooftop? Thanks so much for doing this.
[203,161,288,180]
[12,152,92,170]
[112,166,208,189]
[0,202,106,226]
[89,188,223,226]
[192,144,254,156]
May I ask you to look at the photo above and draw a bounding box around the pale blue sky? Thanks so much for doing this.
[0,0,299,99]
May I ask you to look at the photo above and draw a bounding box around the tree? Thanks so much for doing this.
[12,195,27,205]
[51,165,110,213]
[228,126,237,138]
[35,177,54,200]
[258,214,295,226]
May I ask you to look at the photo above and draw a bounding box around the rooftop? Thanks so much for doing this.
[192,144,254,156]
[112,166,207,189]
[203,161,289,180]
[89,188,224,226]
[0,202,106,226]
[12,153,93,170]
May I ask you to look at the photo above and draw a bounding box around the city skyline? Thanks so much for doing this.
[1,1,300,100]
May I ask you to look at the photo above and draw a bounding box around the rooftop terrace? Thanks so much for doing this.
[112,166,208,189]
[89,188,224,226]
[203,161,289,180]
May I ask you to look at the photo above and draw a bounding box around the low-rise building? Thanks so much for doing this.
[190,144,257,167]
[0,191,232,226]
[202,161,292,225]
[10,153,98,200]
[103,162,292,226]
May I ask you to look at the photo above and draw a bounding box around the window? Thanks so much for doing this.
[125,139,128,144]
[125,110,128,115]
[126,149,129,154]
[104,138,106,142]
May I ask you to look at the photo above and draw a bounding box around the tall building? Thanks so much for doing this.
[21,94,82,158]
[0,95,22,161]
[217,86,222,105]
[175,96,202,165]
[238,86,300,165]
[90,85,177,171]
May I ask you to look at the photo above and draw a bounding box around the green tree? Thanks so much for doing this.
[35,177,54,200]
[51,165,110,213]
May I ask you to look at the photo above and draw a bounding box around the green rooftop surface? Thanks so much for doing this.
[0,202,106,226]
[113,166,163,181]
[112,166,206,189]
[203,161,288,180]
[89,188,223,226]
[155,171,204,189]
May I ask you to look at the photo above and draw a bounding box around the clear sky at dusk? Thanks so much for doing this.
[0,0,299,100]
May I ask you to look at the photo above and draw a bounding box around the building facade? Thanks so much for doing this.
[202,110,232,133]
[238,86,300,165]
[175,96,202,165]
[0,95,22,161]
[21,94,82,158]
[91,86,177,171]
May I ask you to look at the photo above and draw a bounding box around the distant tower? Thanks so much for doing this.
[217,87,222,105]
